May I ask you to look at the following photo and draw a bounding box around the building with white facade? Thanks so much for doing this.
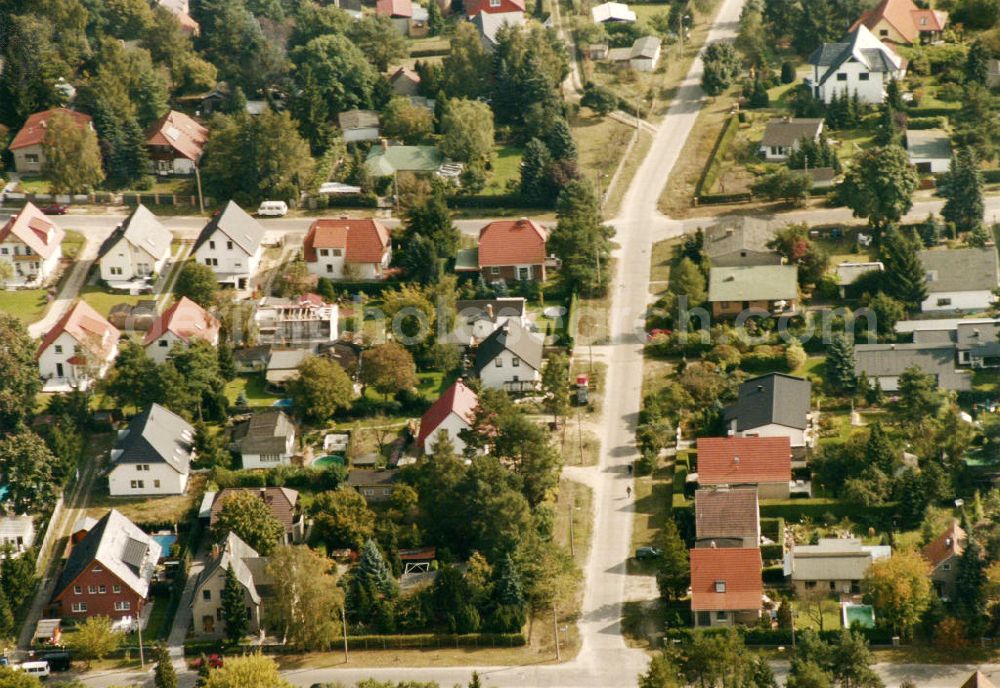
[806,25,905,104]
[108,404,194,496]
[417,379,480,455]
[0,202,65,287]
[191,201,266,290]
[143,296,221,363]
[302,218,392,280]
[97,204,172,285]
[723,374,813,449]
[231,411,297,469]
[36,301,121,391]
[472,319,543,392]
[920,247,1000,313]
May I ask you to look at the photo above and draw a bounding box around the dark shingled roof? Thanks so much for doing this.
[113,403,194,475]
[192,200,266,257]
[723,373,811,431]
[472,319,543,374]
[97,204,171,263]
[232,411,296,455]
[694,488,760,545]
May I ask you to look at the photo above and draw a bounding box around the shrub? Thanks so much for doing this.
[780,62,796,84]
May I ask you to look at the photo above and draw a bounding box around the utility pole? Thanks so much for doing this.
[568,499,575,558]
[341,605,349,662]
[194,164,205,215]
[577,406,584,465]
[552,603,561,660]
[137,616,145,669]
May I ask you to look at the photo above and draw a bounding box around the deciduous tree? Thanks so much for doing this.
[202,653,293,688]
[0,314,42,430]
[286,356,354,422]
[153,644,177,688]
[212,491,285,556]
[309,488,376,551]
[174,261,218,307]
[71,616,122,663]
[265,546,345,650]
[360,342,418,399]
[0,431,61,511]
[441,98,495,165]
[838,145,918,239]
[701,41,741,95]
[43,109,104,193]
[862,549,932,638]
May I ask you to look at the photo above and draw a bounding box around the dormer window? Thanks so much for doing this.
[715,580,726,593]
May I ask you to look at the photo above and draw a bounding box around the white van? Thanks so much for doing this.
[15,661,50,677]
[257,201,288,217]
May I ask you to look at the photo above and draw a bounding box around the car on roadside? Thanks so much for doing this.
[257,200,288,216]
[189,654,224,670]
[40,203,68,215]
[635,546,663,560]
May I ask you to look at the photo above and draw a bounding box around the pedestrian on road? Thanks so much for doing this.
[626,486,632,499]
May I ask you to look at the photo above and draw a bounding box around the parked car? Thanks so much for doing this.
[257,200,288,216]
[635,546,662,560]
[13,661,50,678]
[38,651,71,672]
[41,204,68,215]
[190,654,224,670]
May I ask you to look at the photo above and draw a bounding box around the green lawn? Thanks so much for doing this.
[79,284,143,318]
[483,145,523,196]
[62,230,85,260]
[225,374,279,407]
[0,289,49,323]
[15,176,49,193]
[793,355,826,380]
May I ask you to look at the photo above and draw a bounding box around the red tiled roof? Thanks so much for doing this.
[390,66,421,85]
[690,547,763,611]
[697,436,791,485]
[142,296,220,347]
[37,300,120,361]
[922,520,965,569]
[0,201,65,259]
[477,218,547,268]
[303,218,391,265]
[417,379,479,445]
[377,0,412,17]
[9,108,92,150]
[465,0,525,16]
[850,0,948,44]
[145,110,208,162]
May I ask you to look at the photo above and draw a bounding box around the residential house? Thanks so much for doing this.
[109,300,158,332]
[802,166,839,189]
[694,488,760,548]
[919,247,1000,313]
[0,515,36,558]
[723,374,813,450]
[254,294,339,347]
[465,0,525,18]
[703,217,782,268]
[807,25,906,104]
[158,0,200,34]
[303,218,392,280]
[850,0,947,45]
[334,0,364,19]
[365,144,445,178]
[191,200,266,290]
[9,108,93,175]
[376,0,427,36]
[347,470,398,503]
[264,348,309,389]
[955,320,1000,368]
[108,404,194,497]
[787,538,890,595]
[191,532,270,637]
[923,520,965,600]
[591,1,636,22]
[145,110,208,176]
[37,301,121,391]
[759,118,824,161]
[587,43,610,60]
[231,411,297,469]
[338,110,380,144]
[608,36,662,71]
[389,66,422,96]
[143,297,221,363]
[690,547,763,628]
[209,487,305,545]
[233,345,271,374]
[853,342,973,392]
[906,128,951,174]
[51,510,161,620]
[471,10,527,49]
[708,265,799,318]
[467,218,549,282]
[96,205,172,285]
[418,379,480,455]
[0,202,65,287]
[695,437,792,499]
[472,319,544,392]
[835,260,883,298]
[452,297,528,344]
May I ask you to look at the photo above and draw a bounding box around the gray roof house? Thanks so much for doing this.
[265,348,310,389]
[787,537,890,595]
[723,374,812,449]
[472,11,526,49]
[190,532,272,637]
[694,488,760,549]
[919,247,1000,313]
[231,411,297,469]
[472,318,544,391]
[191,201,267,289]
[906,128,951,174]
[708,265,799,317]
[806,25,905,104]
[96,204,172,285]
[338,109,380,143]
[703,217,782,267]
[854,342,973,392]
[347,469,399,503]
[956,320,1000,368]
[108,404,194,496]
[759,118,824,161]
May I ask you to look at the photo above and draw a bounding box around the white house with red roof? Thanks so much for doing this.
[460,218,548,283]
[9,108,94,175]
[37,301,121,391]
[417,379,481,455]
[143,297,221,363]
[145,110,208,175]
[850,0,947,46]
[695,436,792,499]
[0,202,66,287]
[690,547,763,627]
[303,218,392,280]
[465,0,524,18]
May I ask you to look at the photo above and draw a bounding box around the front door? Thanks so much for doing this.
[56,363,64,378]
[202,615,214,633]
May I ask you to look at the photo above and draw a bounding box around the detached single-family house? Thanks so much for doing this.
[158,0,200,35]
[191,532,270,637]
[0,515,36,558]
[960,673,998,688]
[303,218,392,280]
[608,36,662,71]
[471,9,527,49]
[264,348,309,390]
[9,108,93,175]
[389,66,422,96]
[143,296,221,363]
[759,118,824,161]
[0,202,65,287]
[97,204,172,284]
[51,510,162,620]
[365,144,445,178]
[906,128,951,174]
[853,342,973,392]
[708,265,799,318]
[209,487,305,545]
[690,547,763,628]
[836,260,883,298]
[145,110,208,176]
[956,320,1000,368]
[418,379,480,455]
[191,201,266,290]
[807,25,906,104]
[376,0,427,36]
[452,297,528,344]
[591,1,636,22]
[231,411,297,469]
[472,319,544,392]
[850,0,947,45]
[254,294,339,347]
[463,218,549,283]
[338,109,380,143]
[923,520,965,600]
[465,0,525,18]
[919,247,1000,313]
[108,403,194,496]
[37,301,121,391]
[787,537,890,595]
[696,436,792,499]
[723,374,812,449]
[347,470,399,503]
[694,487,760,548]
[703,217,782,268]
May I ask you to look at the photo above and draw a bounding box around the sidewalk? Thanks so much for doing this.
[166,542,208,665]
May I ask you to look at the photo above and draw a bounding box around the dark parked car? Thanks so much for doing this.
[635,546,663,560]
[40,204,68,215]
[37,651,71,672]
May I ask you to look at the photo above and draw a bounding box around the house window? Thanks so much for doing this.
[99,585,107,594]
[495,358,503,367]
[110,267,123,276]
[716,610,728,620]
[154,480,161,488]
[113,585,121,593]
[205,258,218,267]
[209,240,216,250]
[942,563,951,571]
[512,357,520,367]
[226,241,234,250]
[836,73,848,81]
[137,464,149,471]
[25,154,39,164]
[490,0,500,6]
[805,580,817,589]
[490,266,500,275]
[130,480,145,489]
[159,339,169,347]
[829,581,837,591]
[326,264,334,273]
[74,586,82,595]
[858,73,870,81]
[216,608,224,621]
[71,603,87,613]
[937,298,952,306]
[88,585,97,594]
[0,248,6,254]
[714,581,726,593]
[202,616,215,633]
[880,29,888,36]
[203,590,211,601]
[55,345,63,354]
[114,601,131,611]
[93,566,102,572]
[319,249,329,257]
[333,249,343,257]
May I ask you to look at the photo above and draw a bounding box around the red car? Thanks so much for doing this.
[41,204,68,215]
[189,654,224,670]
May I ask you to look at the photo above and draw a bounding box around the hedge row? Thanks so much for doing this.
[183,633,525,656]
[983,169,1000,183]
[905,105,960,118]
[760,543,784,561]
[905,116,946,130]
[677,500,897,529]
[760,517,784,542]
[695,116,739,199]
[446,193,550,210]
[697,191,753,205]
[663,626,896,646]
[763,565,785,584]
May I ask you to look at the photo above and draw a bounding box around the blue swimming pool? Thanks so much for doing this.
[151,533,177,556]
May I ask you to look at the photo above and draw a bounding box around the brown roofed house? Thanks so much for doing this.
[303,218,392,280]
[466,218,549,283]
[389,66,421,97]
[9,108,93,175]
[922,520,965,601]
[850,0,948,45]
[694,487,761,548]
[690,547,763,628]
[696,437,792,499]
[210,487,305,544]
[145,110,208,176]
[347,470,398,503]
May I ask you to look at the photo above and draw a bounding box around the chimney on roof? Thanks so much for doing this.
[380,138,389,150]
[485,303,494,320]
[710,540,717,548]
[733,456,740,465]
[945,537,953,547]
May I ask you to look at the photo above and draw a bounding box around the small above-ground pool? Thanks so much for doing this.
[314,455,346,469]
[272,398,294,408]
[151,533,178,558]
